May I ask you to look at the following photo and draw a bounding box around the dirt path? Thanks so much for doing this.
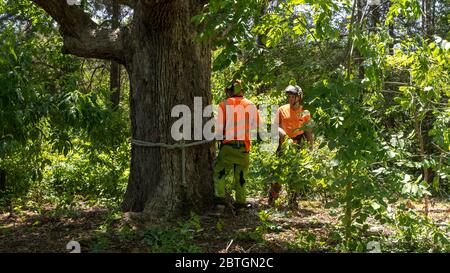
[0,198,448,253]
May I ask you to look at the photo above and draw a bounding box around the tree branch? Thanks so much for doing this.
[279,1,334,69]
[31,0,127,64]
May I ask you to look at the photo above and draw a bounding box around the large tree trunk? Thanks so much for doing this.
[121,1,214,217]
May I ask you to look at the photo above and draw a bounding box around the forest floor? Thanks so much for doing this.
[0,197,449,253]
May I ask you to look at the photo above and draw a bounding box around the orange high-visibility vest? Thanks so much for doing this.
[276,104,311,138]
[216,96,260,152]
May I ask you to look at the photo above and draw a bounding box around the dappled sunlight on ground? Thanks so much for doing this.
[0,198,449,252]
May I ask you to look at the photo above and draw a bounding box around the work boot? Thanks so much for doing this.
[234,202,252,215]
[268,183,282,206]
[210,204,225,217]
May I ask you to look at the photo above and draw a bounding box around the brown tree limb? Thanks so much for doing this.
[31,0,127,64]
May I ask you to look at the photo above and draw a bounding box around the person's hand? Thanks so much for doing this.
[278,128,287,143]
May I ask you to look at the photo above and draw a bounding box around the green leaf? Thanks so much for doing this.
[324,200,339,209]
[387,150,396,158]
[371,202,381,210]
[9,46,17,61]
[432,176,440,192]
[402,183,411,195]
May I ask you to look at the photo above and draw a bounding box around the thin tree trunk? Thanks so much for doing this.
[110,1,121,109]
[0,169,6,194]
[0,169,10,212]
[421,0,435,215]
[422,0,426,35]
[369,1,380,30]
[346,0,358,78]
[388,24,394,55]
[384,0,397,129]
[431,0,436,35]
[355,0,365,81]
[422,0,434,38]
[344,179,353,243]
[414,109,430,216]
[427,0,433,37]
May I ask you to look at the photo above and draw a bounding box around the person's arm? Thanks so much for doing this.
[276,108,287,144]
[278,127,287,144]
[303,111,314,150]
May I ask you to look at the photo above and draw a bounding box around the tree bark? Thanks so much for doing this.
[421,0,435,215]
[422,0,434,38]
[369,1,380,30]
[110,1,121,108]
[121,1,214,217]
[32,0,127,63]
[388,23,394,55]
[384,0,397,129]
[355,0,365,81]
[0,169,6,194]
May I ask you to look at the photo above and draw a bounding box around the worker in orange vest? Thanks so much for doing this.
[213,80,262,215]
[268,85,314,207]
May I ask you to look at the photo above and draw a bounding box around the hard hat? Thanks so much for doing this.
[284,85,303,98]
[226,79,243,95]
